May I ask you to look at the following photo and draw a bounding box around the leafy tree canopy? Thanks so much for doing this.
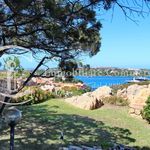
[0,0,149,60]
[59,59,78,72]
[0,0,103,59]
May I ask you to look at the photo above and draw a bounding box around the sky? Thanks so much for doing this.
[83,6,150,69]
[1,3,150,70]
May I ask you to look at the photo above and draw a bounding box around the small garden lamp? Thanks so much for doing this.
[4,107,22,150]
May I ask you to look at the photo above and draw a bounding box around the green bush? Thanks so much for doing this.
[103,96,129,106]
[12,87,56,105]
[55,88,86,98]
[142,97,150,123]
[54,77,83,83]
[62,86,78,91]
[61,85,91,96]
[55,90,68,98]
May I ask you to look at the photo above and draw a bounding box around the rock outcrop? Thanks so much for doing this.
[65,86,112,110]
[66,83,150,113]
[117,84,150,115]
[65,94,103,110]
[91,86,112,100]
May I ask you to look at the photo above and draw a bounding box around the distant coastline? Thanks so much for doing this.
[1,66,150,78]
[75,76,150,90]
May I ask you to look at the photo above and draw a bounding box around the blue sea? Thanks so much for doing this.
[75,76,134,90]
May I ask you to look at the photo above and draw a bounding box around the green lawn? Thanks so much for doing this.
[0,99,150,150]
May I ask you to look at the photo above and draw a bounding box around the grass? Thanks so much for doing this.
[0,99,150,150]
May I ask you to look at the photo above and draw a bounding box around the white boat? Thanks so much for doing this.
[127,77,149,83]
[136,77,149,81]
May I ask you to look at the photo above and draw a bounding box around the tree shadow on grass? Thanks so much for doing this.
[135,147,150,150]
[0,104,139,150]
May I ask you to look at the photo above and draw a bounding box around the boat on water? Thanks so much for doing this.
[127,77,149,83]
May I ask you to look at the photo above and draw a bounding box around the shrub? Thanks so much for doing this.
[61,85,91,96]
[55,90,68,98]
[103,96,129,106]
[12,87,56,105]
[54,77,83,83]
[142,97,150,123]
[62,86,78,91]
